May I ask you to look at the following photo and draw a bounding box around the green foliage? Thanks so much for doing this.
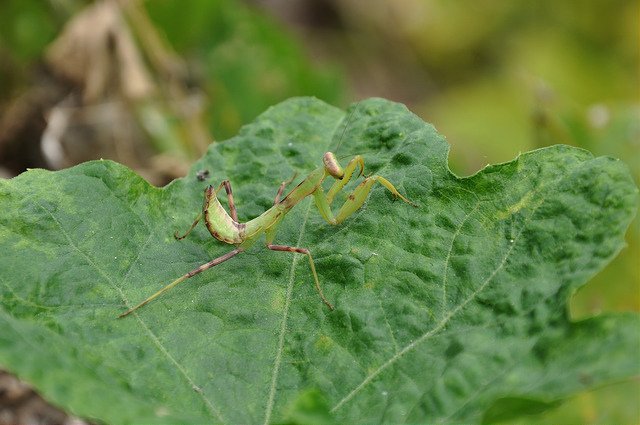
[0,98,638,424]
[145,0,343,140]
[0,0,71,97]
[0,0,61,63]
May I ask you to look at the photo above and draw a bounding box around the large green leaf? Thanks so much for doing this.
[0,98,637,424]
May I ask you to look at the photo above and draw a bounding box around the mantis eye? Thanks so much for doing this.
[323,152,344,179]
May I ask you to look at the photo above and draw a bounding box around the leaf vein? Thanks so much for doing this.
[37,204,225,423]
[263,199,313,425]
[441,199,481,319]
[330,196,542,413]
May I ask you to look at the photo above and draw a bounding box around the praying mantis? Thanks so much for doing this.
[118,151,416,318]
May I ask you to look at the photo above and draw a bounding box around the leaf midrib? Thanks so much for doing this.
[262,199,314,425]
[261,109,350,424]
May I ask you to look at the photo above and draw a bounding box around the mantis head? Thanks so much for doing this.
[323,152,345,179]
[323,152,365,181]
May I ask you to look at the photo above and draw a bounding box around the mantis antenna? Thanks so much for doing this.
[333,101,361,155]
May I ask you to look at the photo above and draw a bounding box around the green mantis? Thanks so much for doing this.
[118,152,416,318]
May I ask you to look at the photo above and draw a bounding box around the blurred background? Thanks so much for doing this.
[0,0,637,423]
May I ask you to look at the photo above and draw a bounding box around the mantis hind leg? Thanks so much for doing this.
[220,180,238,222]
[118,247,243,318]
[174,212,203,240]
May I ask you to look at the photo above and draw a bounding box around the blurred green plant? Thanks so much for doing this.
[145,0,344,140]
[0,0,69,96]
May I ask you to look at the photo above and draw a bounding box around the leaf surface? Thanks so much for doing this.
[0,98,638,424]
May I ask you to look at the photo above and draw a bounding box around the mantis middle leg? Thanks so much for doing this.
[265,223,334,310]
[273,172,298,205]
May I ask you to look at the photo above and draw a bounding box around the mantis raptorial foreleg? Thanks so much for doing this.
[326,155,364,204]
[314,163,416,225]
[335,175,415,222]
